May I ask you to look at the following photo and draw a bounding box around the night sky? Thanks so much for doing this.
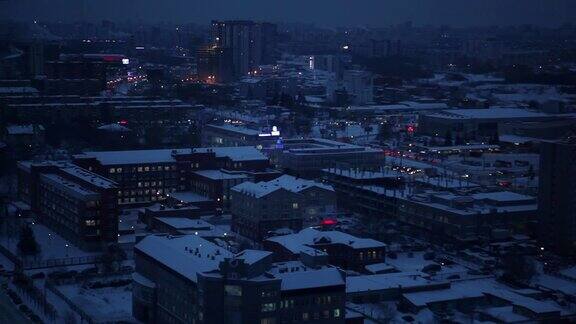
[0,0,575,27]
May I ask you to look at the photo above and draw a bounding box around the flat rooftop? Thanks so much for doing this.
[265,227,385,254]
[135,234,233,283]
[77,146,268,165]
[41,173,99,200]
[428,108,551,120]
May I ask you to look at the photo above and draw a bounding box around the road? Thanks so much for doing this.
[0,289,31,324]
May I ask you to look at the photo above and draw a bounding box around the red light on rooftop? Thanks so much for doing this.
[320,218,337,226]
[118,120,128,125]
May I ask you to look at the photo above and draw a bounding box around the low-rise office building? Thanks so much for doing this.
[270,138,384,179]
[133,234,346,324]
[397,191,538,242]
[190,169,251,211]
[264,228,386,271]
[73,146,269,206]
[17,161,118,251]
[202,124,281,148]
[231,175,336,241]
[418,108,557,140]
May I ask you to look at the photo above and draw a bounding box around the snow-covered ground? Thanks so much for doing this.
[57,283,134,322]
[1,222,97,260]
[347,301,435,324]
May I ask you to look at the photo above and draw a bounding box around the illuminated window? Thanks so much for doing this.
[85,220,96,226]
[292,203,299,209]
[334,309,341,318]
[109,168,115,174]
[224,285,242,296]
[261,303,276,312]
[261,290,275,298]
[302,313,309,321]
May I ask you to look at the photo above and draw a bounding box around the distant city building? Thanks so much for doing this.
[202,124,281,148]
[3,124,45,159]
[311,55,343,80]
[341,70,374,105]
[196,45,233,83]
[270,138,384,179]
[211,20,277,78]
[17,161,118,251]
[418,108,558,140]
[538,139,576,255]
[43,53,128,95]
[1,95,200,126]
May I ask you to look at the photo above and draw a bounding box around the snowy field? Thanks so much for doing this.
[57,283,134,322]
[0,222,97,260]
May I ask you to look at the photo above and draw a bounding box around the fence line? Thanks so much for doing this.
[45,279,95,324]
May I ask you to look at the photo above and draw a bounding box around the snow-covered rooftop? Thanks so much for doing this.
[193,169,250,181]
[232,174,333,198]
[97,123,131,132]
[276,267,345,291]
[154,217,213,230]
[206,124,262,136]
[265,227,385,254]
[404,278,562,314]
[347,272,439,294]
[135,234,233,283]
[40,173,99,199]
[6,124,44,135]
[167,191,212,203]
[78,146,267,165]
[234,249,273,265]
[429,108,551,120]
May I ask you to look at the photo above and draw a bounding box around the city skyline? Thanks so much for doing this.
[1,0,575,28]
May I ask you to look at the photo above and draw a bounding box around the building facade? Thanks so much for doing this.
[264,228,386,272]
[133,234,346,324]
[231,175,336,241]
[73,147,270,206]
[211,20,277,78]
[17,161,118,251]
[270,138,385,179]
[538,139,576,255]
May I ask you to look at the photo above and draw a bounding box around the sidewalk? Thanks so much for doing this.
[0,289,31,324]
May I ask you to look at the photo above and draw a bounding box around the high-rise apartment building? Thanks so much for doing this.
[211,20,277,78]
[538,139,576,255]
